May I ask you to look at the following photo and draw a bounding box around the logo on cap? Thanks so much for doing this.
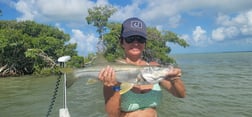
[131,21,142,29]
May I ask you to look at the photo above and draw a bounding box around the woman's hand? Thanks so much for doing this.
[161,66,186,98]
[98,66,118,87]
[165,67,182,81]
[99,66,121,117]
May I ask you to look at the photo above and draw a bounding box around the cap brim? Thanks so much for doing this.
[122,31,147,39]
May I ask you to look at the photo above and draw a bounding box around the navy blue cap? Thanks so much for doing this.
[121,17,147,39]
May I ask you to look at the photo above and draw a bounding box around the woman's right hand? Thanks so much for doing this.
[98,66,118,87]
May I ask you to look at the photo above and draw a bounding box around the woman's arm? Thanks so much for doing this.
[160,68,186,98]
[99,66,121,117]
[103,86,121,117]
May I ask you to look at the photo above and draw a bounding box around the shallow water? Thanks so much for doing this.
[0,52,252,117]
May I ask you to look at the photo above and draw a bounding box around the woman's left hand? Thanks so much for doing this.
[161,67,186,98]
[165,67,182,80]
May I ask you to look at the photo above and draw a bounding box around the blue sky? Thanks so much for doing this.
[1,0,252,56]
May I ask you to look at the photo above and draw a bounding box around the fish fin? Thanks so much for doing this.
[119,82,134,94]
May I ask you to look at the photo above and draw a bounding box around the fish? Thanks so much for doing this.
[63,53,173,89]
[73,63,173,85]
[64,64,173,94]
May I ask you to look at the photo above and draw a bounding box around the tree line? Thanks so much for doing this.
[0,20,85,77]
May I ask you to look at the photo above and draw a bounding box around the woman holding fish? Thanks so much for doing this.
[98,17,186,117]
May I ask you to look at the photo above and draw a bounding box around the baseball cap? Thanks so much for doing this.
[121,17,147,39]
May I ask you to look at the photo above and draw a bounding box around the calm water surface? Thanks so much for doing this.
[0,52,252,117]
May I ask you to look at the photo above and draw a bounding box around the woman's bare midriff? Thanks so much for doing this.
[120,108,157,117]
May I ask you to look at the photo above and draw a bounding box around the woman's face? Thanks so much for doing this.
[121,36,146,57]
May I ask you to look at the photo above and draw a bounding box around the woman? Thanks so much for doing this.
[98,17,186,117]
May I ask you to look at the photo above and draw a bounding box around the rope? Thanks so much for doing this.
[46,72,62,117]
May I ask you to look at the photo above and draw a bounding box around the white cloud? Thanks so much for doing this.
[70,29,98,56]
[141,0,178,20]
[14,0,95,22]
[212,26,240,41]
[216,12,250,27]
[178,26,211,47]
[193,26,207,42]
[110,0,182,28]
[111,1,142,21]
[212,9,252,41]
[216,13,232,26]
[212,27,225,41]
[241,25,252,35]
[15,0,35,21]
[240,10,252,35]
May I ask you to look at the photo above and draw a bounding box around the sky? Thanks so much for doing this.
[1,0,252,56]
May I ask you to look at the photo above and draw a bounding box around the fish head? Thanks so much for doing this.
[137,66,173,84]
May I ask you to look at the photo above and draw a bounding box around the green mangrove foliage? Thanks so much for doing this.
[0,20,83,76]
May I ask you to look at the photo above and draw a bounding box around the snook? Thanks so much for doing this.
[73,64,173,85]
